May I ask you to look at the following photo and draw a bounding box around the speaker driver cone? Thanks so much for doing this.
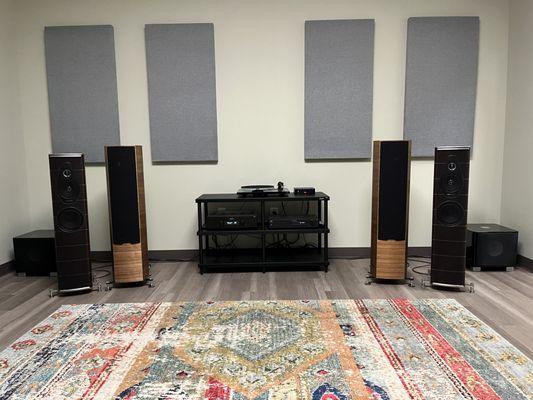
[436,201,464,226]
[488,240,504,257]
[440,172,463,195]
[58,179,80,202]
[58,208,84,231]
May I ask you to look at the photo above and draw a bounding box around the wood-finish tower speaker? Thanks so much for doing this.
[430,146,471,290]
[370,140,411,282]
[49,153,92,295]
[105,145,149,284]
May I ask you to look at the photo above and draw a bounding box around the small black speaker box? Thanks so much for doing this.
[13,230,56,276]
[467,224,518,270]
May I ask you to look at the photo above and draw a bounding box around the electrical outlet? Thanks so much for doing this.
[270,207,279,216]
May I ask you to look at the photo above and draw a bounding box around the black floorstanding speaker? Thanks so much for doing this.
[49,153,92,294]
[370,140,411,283]
[105,146,149,285]
[431,146,471,289]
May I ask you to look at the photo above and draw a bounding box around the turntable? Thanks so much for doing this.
[237,182,289,197]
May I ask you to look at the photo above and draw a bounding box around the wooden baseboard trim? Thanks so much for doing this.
[91,251,113,262]
[407,247,432,258]
[0,260,14,277]
[517,255,533,272]
[92,250,198,263]
[147,249,198,262]
[91,247,431,263]
[328,247,369,259]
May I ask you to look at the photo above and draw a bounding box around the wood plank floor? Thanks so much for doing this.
[0,259,532,358]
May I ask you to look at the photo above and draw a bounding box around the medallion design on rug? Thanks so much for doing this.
[0,299,531,399]
[174,302,335,397]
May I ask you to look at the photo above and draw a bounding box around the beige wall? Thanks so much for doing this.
[501,0,533,259]
[12,0,509,252]
[0,0,30,264]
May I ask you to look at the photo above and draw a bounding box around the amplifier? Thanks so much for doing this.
[206,212,258,230]
[268,215,319,229]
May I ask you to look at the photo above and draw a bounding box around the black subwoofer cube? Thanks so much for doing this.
[13,230,57,276]
[467,224,518,271]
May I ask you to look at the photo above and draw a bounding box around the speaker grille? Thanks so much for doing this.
[377,141,410,241]
[106,147,140,245]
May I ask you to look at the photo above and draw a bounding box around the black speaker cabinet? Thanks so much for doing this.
[370,140,411,281]
[105,146,149,284]
[467,224,518,271]
[49,153,92,293]
[13,230,56,276]
[431,146,470,287]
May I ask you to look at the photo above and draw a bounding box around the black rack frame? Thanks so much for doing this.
[196,192,330,273]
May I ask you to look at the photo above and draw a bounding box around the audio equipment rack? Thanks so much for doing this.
[196,192,330,273]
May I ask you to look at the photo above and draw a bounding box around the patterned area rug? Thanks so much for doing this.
[0,299,531,399]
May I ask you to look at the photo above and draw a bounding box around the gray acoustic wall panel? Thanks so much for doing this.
[305,19,374,160]
[145,23,218,163]
[44,25,120,164]
[404,17,479,157]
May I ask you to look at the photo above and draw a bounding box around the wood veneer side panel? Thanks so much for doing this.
[376,239,407,279]
[404,140,412,277]
[370,141,381,276]
[112,243,144,283]
[104,146,116,279]
[135,146,150,279]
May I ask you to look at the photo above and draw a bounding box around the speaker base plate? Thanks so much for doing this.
[105,275,155,290]
[423,280,475,293]
[470,266,515,272]
[49,284,99,298]
[365,272,415,287]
